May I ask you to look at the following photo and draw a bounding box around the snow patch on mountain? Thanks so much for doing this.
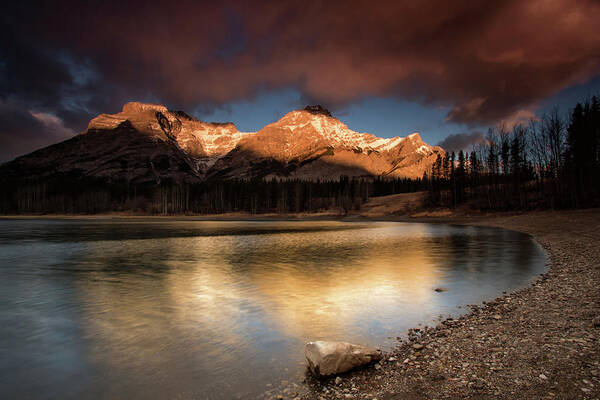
[417,145,431,155]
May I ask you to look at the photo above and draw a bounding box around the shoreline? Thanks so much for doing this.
[0,209,520,222]
[267,209,600,399]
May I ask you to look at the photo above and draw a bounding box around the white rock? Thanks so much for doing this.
[305,341,382,377]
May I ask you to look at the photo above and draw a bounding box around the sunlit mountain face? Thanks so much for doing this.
[0,102,444,183]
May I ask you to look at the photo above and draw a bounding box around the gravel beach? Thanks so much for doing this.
[268,209,600,400]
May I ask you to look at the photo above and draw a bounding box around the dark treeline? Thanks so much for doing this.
[0,175,425,215]
[425,95,600,210]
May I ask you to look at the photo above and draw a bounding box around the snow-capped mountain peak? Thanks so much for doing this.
[15,102,444,183]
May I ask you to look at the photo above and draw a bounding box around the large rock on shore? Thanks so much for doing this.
[305,341,382,377]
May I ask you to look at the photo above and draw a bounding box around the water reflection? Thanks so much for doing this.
[0,220,546,399]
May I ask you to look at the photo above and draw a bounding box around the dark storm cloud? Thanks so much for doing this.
[0,3,128,151]
[2,0,600,160]
[438,131,487,153]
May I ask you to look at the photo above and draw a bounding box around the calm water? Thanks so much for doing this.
[0,219,546,399]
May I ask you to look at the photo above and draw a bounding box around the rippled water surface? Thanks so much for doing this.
[0,219,546,399]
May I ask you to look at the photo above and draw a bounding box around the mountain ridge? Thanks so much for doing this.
[1,102,444,184]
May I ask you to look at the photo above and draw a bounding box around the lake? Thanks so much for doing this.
[0,219,546,399]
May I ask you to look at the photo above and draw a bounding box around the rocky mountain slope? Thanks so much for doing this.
[1,102,444,183]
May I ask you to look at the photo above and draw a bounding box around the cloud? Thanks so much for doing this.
[438,131,487,153]
[38,0,599,121]
[2,0,600,159]
[30,111,76,140]
[0,100,76,162]
[499,109,538,130]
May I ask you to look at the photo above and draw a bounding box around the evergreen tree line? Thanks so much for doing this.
[425,96,600,210]
[0,175,426,215]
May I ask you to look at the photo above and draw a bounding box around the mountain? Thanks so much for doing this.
[0,102,444,184]
[210,105,443,180]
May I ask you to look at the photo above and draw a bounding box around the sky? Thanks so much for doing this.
[1,0,600,162]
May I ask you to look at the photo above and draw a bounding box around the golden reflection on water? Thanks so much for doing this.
[73,223,445,396]
[170,224,440,340]
[12,220,543,399]
[244,242,438,340]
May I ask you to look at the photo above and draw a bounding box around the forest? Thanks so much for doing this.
[0,175,424,215]
[425,95,600,210]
